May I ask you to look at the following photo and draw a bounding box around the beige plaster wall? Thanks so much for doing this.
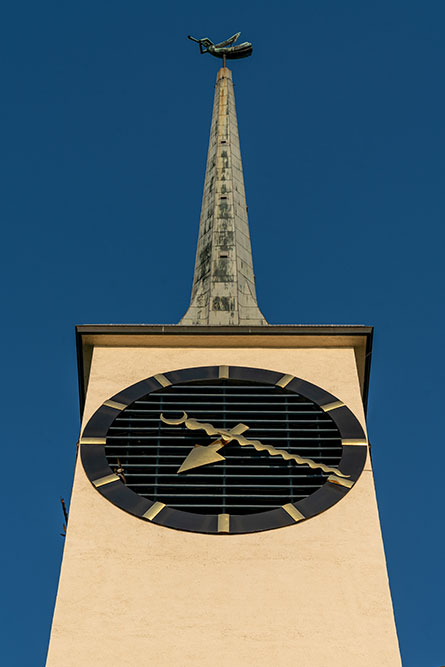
[46,344,401,667]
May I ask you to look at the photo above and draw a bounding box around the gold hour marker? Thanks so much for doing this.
[218,513,230,532]
[328,475,354,489]
[276,374,294,388]
[282,503,305,522]
[321,400,344,412]
[154,374,171,387]
[143,502,166,521]
[93,473,120,488]
[342,438,368,446]
[80,437,106,445]
[103,399,127,411]
[219,365,229,379]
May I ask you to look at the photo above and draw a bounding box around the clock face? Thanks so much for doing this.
[80,366,367,534]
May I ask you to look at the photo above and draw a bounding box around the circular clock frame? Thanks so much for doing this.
[80,365,367,534]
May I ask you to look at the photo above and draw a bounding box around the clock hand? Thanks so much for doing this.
[176,439,226,473]
[160,412,248,441]
[231,434,349,477]
[177,422,251,473]
[160,413,349,478]
[160,413,249,473]
[179,434,349,477]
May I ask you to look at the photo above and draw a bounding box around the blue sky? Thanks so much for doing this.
[1,2,444,665]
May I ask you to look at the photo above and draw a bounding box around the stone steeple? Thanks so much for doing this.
[180,67,267,325]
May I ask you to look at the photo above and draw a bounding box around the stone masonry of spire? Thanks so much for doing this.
[180,67,267,325]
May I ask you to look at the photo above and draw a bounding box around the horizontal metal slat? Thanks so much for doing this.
[125,483,318,489]
[105,454,339,466]
[108,426,337,438]
[108,465,336,471]
[136,400,315,406]
[128,492,305,497]
[114,418,331,424]
[106,437,340,443]
[120,404,325,415]
[107,464,330,471]
[163,384,286,389]
[109,471,328,478]
[139,502,306,508]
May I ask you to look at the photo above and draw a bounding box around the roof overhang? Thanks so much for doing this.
[75,324,373,415]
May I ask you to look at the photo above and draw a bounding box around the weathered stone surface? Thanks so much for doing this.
[180,67,267,326]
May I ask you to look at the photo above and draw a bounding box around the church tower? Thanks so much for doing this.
[46,36,401,666]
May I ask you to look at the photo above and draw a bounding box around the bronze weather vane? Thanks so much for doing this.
[187,32,253,63]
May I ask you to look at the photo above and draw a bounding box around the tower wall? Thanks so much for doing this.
[46,333,401,667]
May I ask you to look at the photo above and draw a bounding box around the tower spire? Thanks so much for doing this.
[180,66,267,325]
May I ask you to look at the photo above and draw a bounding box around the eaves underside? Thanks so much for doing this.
[76,323,372,335]
[75,324,373,415]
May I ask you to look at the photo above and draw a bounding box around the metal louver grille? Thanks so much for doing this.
[105,379,342,515]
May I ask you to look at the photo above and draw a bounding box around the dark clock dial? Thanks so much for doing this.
[80,366,367,534]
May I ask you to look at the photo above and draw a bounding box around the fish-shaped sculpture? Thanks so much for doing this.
[188,32,253,60]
